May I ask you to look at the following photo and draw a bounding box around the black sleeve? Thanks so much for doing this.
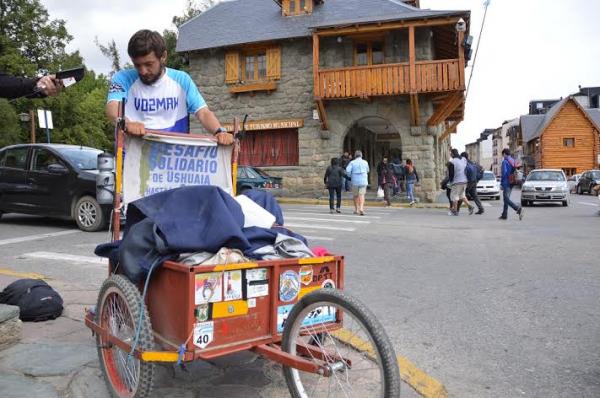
[324,167,330,185]
[415,167,419,182]
[0,73,40,100]
[447,162,454,182]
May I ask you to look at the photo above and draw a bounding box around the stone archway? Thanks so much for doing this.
[343,116,402,188]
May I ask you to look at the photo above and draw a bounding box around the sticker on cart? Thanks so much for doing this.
[223,270,243,301]
[245,268,269,298]
[321,279,335,289]
[193,321,214,349]
[277,304,337,333]
[195,273,222,305]
[299,266,313,286]
[195,304,209,322]
[279,270,300,302]
[247,298,257,308]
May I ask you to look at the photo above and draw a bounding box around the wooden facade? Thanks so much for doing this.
[312,19,467,130]
[531,99,600,174]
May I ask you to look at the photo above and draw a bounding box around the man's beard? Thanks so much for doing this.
[140,64,165,85]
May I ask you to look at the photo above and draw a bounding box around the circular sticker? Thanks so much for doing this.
[321,279,336,289]
[279,270,300,302]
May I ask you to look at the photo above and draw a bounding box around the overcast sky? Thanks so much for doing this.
[43,0,600,150]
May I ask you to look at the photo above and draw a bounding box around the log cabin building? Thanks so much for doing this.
[177,0,471,199]
[520,97,600,176]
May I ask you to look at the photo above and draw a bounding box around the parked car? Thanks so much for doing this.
[236,165,283,195]
[520,169,569,207]
[567,173,582,193]
[0,144,111,231]
[476,171,501,200]
[576,170,600,195]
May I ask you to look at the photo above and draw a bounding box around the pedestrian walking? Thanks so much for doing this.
[499,148,523,220]
[391,156,404,195]
[346,150,369,215]
[339,151,352,192]
[462,152,484,215]
[377,156,395,207]
[324,158,348,213]
[405,159,419,205]
[448,149,474,215]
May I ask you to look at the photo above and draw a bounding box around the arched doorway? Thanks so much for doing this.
[343,117,402,188]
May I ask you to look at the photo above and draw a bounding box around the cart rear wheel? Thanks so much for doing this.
[96,275,155,398]
[282,289,400,398]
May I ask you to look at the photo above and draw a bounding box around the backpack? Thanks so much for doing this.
[0,279,63,322]
[466,161,484,183]
[507,158,523,186]
[391,163,404,176]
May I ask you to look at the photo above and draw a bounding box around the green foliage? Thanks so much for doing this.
[0,99,22,147]
[94,37,121,75]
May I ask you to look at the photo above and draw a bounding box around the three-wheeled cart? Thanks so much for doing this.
[85,120,400,398]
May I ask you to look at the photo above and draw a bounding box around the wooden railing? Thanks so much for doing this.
[316,59,463,99]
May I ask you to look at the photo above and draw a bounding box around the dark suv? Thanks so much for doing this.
[576,170,600,195]
[0,144,111,231]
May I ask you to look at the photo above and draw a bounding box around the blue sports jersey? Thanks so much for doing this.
[107,68,206,133]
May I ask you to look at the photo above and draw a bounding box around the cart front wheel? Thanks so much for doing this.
[96,275,155,398]
[282,289,401,398]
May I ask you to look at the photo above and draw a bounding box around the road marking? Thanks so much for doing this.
[285,216,370,224]
[576,202,599,206]
[303,235,335,241]
[0,267,48,280]
[333,328,448,398]
[284,210,381,219]
[284,223,355,232]
[483,203,492,207]
[19,251,106,266]
[0,230,80,247]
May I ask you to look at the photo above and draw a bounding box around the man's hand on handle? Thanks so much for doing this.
[36,75,63,97]
[215,132,234,145]
[125,120,146,136]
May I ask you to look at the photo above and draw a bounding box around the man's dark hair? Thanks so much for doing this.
[330,157,339,166]
[128,30,167,59]
[502,148,511,156]
[451,148,460,158]
[461,152,469,160]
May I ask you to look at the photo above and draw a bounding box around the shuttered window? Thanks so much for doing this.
[224,46,281,84]
[239,129,299,166]
[282,0,313,15]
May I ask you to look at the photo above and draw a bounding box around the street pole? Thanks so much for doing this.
[29,109,36,143]
[44,110,50,143]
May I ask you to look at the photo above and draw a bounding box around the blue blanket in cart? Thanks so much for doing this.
[95,186,307,283]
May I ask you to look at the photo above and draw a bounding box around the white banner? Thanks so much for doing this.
[123,134,233,204]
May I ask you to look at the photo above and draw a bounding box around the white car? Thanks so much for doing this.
[567,173,581,193]
[477,171,501,200]
[520,169,569,207]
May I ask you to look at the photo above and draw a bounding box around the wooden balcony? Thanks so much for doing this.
[315,59,463,100]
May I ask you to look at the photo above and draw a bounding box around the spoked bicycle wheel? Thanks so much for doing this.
[96,275,155,398]
[282,289,401,398]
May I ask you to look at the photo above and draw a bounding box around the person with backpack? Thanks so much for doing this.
[405,159,419,205]
[448,149,474,215]
[391,156,404,195]
[462,152,484,215]
[339,151,352,192]
[500,148,523,220]
[324,157,349,213]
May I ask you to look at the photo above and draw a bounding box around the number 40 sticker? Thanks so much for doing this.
[193,321,214,349]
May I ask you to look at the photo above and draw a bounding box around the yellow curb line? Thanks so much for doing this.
[0,267,49,280]
[333,328,448,398]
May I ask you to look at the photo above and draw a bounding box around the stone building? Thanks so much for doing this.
[177,0,470,200]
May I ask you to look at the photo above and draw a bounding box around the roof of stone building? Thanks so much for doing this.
[177,0,468,52]
[520,97,600,143]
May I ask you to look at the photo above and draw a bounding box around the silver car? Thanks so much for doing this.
[476,171,501,200]
[520,169,569,207]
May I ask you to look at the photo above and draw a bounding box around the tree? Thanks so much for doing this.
[94,38,122,75]
[0,99,21,147]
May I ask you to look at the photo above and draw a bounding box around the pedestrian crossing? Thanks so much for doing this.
[282,206,397,241]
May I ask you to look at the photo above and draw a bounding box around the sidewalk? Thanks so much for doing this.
[278,190,451,209]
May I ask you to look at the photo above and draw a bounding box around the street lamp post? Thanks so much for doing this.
[18,110,36,143]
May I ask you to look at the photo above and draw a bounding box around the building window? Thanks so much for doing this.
[562,168,576,177]
[243,51,267,82]
[225,46,281,89]
[563,137,575,147]
[283,0,312,15]
[353,41,385,66]
[239,129,299,166]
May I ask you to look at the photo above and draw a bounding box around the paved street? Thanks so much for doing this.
[0,190,599,397]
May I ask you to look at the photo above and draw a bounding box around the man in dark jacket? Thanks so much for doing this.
[324,158,348,213]
[339,151,352,192]
[377,156,395,207]
[0,72,63,99]
[462,152,484,214]
[390,156,404,195]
